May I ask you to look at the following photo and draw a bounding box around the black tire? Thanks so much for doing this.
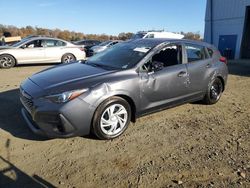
[61,53,76,63]
[203,78,223,105]
[0,54,16,69]
[92,96,131,140]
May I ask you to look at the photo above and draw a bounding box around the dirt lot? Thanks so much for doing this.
[0,61,250,188]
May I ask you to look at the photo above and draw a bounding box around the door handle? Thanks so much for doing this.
[178,71,187,77]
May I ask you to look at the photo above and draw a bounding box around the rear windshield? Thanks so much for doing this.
[131,33,146,39]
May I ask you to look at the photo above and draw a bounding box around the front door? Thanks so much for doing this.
[16,39,45,63]
[139,43,190,113]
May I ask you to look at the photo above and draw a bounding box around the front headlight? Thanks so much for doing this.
[45,89,88,103]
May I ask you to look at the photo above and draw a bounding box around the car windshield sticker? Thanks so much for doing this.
[133,47,150,53]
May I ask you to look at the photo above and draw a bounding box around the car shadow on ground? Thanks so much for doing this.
[228,59,250,77]
[15,62,59,68]
[0,156,56,188]
[0,89,46,141]
[0,139,56,188]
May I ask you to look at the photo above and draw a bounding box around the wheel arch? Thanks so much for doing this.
[216,76,225,92]
[0,53,18,65]
[115,94,136,122]
[61,53,76,63]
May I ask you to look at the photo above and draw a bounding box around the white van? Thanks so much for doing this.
[132,31,184,40]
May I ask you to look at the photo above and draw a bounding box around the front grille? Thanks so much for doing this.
[20,88,33,113]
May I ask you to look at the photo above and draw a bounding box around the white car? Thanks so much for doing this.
[0,36,86,68]
[132,31,184,40]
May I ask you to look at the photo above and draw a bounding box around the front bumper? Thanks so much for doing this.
[20,92,95,138]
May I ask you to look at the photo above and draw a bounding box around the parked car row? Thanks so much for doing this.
[0,36,122,68]
[73,39,101,57]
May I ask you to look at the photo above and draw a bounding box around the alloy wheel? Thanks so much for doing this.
[63,55,75,63]
[0,56,14,68]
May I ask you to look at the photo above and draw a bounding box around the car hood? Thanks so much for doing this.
[28,62,116,94]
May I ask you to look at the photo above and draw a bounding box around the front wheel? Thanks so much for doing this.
[61,53,76,63]
[203,78,223,105]
[92,97,131,140]
[0,55,16,68]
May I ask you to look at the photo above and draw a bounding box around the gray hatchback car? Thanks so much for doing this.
[20,39,228,139]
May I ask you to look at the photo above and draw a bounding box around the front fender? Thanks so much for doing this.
[79,83,139,109]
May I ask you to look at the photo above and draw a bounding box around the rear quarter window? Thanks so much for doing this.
[207,48,214,58]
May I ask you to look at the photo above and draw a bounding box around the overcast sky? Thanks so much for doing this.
[0,0,207,35]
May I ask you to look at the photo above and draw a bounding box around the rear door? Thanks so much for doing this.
[44,39,67,62]
[184,43,211,97]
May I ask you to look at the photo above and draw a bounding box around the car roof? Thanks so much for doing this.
[27,36,69,42]
[77,39,100,42]
[127,38,215,49]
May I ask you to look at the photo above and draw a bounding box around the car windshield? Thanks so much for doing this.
[86,42,152,70]
[12,38,31,47]
[99,41,112,46]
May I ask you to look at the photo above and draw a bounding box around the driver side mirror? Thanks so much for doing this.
[150,61,164,72]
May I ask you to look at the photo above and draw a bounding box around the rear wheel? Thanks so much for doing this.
[203,78,223,105]
[61,53,76,63]
[92,97,131,140]
[0,55,15,68]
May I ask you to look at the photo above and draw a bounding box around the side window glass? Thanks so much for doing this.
[56,40,66,46]
[185,44,206,63]
[46,40,56,47]
[141,44,182,72]
[46,40,66,47]
[23,40,42,48]
[152,44,181,67]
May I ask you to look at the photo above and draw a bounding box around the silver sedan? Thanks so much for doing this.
[0,36,86,68]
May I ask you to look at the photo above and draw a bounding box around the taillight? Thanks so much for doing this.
[219,56,227,65]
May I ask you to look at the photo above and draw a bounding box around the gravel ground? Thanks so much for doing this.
[0,61,249,188]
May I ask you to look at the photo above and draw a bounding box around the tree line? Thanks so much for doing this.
[0,24,201,41]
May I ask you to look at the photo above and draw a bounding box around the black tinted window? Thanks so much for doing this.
[207,48,214,57]
[185,44,207,62]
